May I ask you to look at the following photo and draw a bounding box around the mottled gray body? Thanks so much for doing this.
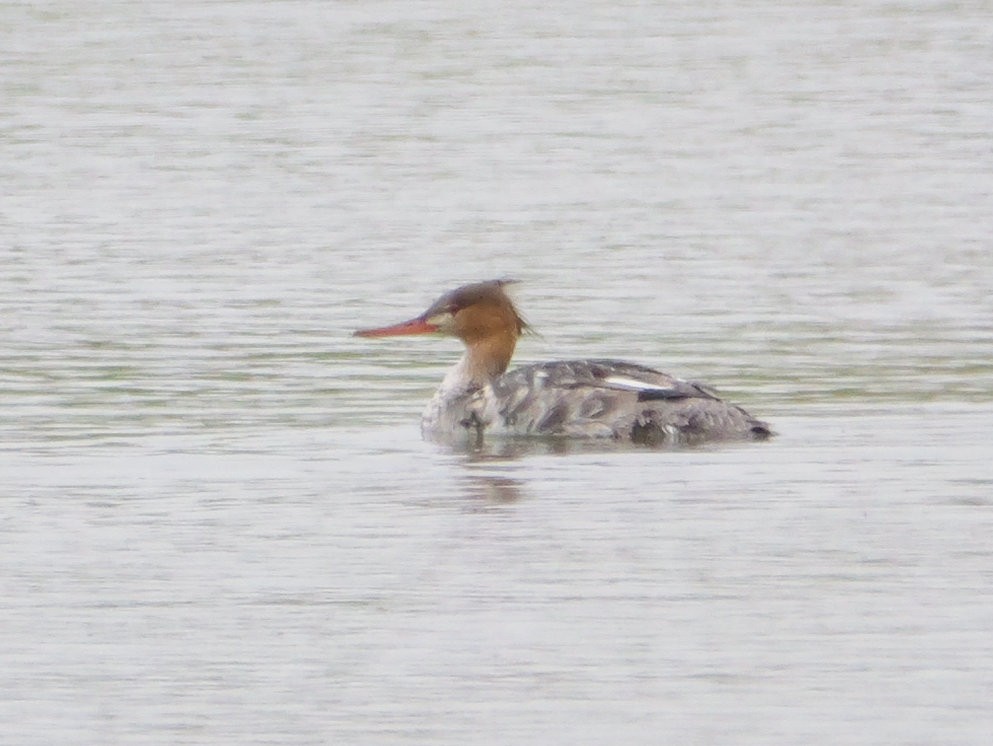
[358,280,771,447]
[422,358,771,446]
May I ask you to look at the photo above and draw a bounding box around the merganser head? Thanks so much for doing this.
[354,279,529,342]
[354,280,529,379]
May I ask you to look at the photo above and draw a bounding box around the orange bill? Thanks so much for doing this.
[353,317,438,337]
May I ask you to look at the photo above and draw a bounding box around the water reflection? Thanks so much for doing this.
[448,432,760,506]
[459,472,526,505]
[435,430,746,460]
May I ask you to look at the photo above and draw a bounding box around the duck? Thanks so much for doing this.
[354,280,772,445]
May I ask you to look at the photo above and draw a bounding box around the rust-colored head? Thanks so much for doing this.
[354,280,529,378]
[354,280,529,342]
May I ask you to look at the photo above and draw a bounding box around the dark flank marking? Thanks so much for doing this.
[589,363,610,378]
[459,411,483,431]
[630,414,665,446]
[536,402,569,432]
[637,389,688,402]
[507,390,534,417]
[750,423,773,439]
[578,394,610,420]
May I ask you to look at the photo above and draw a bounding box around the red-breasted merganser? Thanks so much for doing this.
[354,280,772,445]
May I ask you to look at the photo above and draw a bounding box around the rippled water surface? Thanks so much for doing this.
[3,2,993,743]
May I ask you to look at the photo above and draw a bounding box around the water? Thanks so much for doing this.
[3,2,993,743]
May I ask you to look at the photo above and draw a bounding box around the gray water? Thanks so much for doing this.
[3,2,993,743]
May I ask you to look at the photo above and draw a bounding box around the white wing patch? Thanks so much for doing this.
[603,375,674,392]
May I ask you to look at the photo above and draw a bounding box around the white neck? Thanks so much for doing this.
[421,352,482,433]
[438,351,480,396]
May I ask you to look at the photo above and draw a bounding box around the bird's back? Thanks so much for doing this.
[476,359,771,444]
